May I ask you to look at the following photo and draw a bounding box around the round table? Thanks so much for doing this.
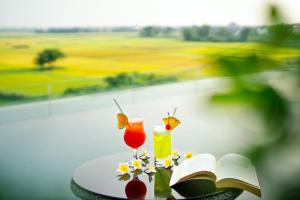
[71,152,243,200]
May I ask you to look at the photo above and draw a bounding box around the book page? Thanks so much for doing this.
[170,154,217,186]
[216,153,260,190]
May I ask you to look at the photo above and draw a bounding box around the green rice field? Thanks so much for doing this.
[0,32,299,106]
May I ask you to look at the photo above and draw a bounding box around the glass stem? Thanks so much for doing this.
[133,149,138,159]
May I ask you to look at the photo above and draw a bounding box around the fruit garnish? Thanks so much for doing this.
[165,124,171,130]
[162,112,180,130]
[113,98,128,129]
[117,113,128,129]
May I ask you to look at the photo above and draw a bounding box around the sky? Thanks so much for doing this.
[0,0,299,27]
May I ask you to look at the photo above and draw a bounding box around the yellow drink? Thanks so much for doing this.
[153,125,171,160]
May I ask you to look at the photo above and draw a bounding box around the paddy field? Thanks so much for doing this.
[0,32,298,106]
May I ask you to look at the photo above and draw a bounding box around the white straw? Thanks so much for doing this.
[113,98,124,113]
[172,107,177,116]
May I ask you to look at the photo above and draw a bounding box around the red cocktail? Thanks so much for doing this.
[124,118,146,158]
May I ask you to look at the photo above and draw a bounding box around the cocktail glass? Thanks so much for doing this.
[124,117,146,159]
[153,125,171,165]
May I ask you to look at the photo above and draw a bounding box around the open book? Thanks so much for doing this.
[170,153,261,197]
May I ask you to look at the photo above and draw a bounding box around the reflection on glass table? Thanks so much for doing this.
[71,152,243,200]
[155,168,172,199]
[125,177,147,200]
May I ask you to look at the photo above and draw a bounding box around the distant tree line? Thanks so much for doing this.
[139,26,175,37]
[0,28,33,33]
[181,23,300,43]
[181,23,250,42]
[35,27,138,33]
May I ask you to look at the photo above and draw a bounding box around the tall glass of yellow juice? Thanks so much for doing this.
[153,125,171,165]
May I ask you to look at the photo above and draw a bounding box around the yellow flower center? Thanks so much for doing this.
[164,159,172,168]
[148,166,156,173]
[118,163,129,174]
[132,160,141,170]
[184,152,193,159]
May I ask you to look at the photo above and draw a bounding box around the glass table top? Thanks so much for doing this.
[0,80,261,199]
[72,152,243,199]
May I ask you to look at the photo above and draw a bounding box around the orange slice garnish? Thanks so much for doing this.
[117,113,128,129]
[162,116,180,130]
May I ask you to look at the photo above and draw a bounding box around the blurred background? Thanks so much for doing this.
[0,0,299,199]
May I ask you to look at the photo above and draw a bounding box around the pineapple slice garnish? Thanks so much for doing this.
[117,113,128,129]
[162,116,180,130]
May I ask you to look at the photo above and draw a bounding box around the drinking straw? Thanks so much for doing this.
[172,107,177,116]
[113,98,124,113]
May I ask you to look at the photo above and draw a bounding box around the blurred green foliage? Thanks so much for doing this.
[209,4,300,199]
[211,6,300,161]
